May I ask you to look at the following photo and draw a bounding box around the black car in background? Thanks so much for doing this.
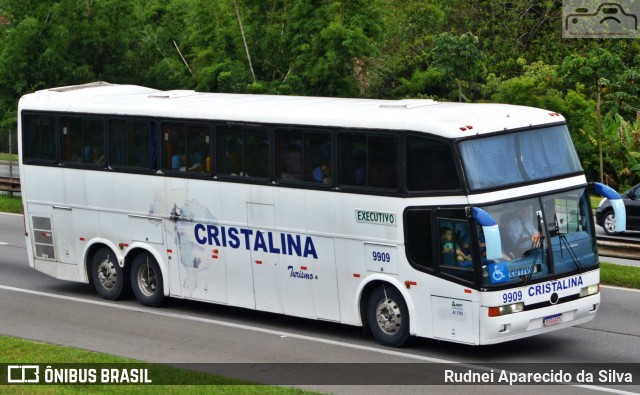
[595,183,640,235]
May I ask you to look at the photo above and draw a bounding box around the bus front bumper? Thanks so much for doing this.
[478,293,600,345]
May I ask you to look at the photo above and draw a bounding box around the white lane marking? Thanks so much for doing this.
[602,284,640,294]
[0,285,638,394]
[0,242,8,246]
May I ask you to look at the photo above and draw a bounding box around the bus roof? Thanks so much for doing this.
[19,82,565,138]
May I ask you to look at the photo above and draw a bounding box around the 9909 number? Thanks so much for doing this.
[372,251,391,263]
[502,290,523,304]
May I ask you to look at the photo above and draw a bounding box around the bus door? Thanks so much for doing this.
[430,208,477,344]
[248,203,284,314]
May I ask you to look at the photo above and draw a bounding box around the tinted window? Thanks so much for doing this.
[162,122,211,173]
[276,129,332,185]
[109,119,156,169]
[437,211,475,284]
[61,117,105,165]
[404,208,434,270]
[217,125,269,178]
[23,114,56,162]
[339,133,397,189]
[406,136,460,191]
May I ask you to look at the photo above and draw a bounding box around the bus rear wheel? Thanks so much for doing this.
[91,247,127,300]
[131,253,165,307]
[366,285,410,347]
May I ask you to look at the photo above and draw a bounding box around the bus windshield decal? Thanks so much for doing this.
[194,224,318,259]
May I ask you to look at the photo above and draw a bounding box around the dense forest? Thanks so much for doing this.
[1,0,639,188]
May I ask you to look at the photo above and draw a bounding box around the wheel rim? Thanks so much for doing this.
[604,213,616,233]
[136,260,157,297]
[97,258,117,290]
[375,297,402,335]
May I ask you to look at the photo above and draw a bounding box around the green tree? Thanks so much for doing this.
[431,32,485,102]
[561,48,626,184]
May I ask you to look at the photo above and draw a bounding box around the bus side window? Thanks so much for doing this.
[162,122,186,171]
[276,130,304,181]
[406,136,461,192]
[217,126,244,176]
[186,124,211,173]
[369,135,397,189]
[128,121,152,168]
[109,119,153,169]
[404,208,434,271]
[277,129,332,185]
[339,133,366,186]
[109,120,126,166]
[217,126,269,178]
[339,132,397,189]
[61,117,82,163]
[83,119,105,165]
[244,128,270,178]
[23,114,56,162]
[437,218,474,284]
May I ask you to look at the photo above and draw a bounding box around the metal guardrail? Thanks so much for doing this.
[0,176,20,192]
[597,236,640,260]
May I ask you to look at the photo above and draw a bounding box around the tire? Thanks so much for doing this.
[91,247,127,300]
[366,285,410,347]
[602,210,624,235]
[130,253,165,307]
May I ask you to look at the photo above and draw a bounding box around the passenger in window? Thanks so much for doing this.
[441,227,471,265]
[92,146,105,165]
[312,162,332,185]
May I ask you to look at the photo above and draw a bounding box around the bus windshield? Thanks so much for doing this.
[477,187,596,288]
[459,125,583,191]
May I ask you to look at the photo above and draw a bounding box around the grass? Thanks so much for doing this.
[0,335,316,394]
[0,152,18,162]
[0,194,22,214]
[589,195,603,211]
[600,262,640,289]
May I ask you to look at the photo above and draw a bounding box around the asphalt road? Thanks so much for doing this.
[0,212,638,394]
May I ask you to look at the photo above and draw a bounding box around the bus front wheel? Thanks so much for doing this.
[131,253,165,307]
[366,285,410,347]
[91,247,127,300]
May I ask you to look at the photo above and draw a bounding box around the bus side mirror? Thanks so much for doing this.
[594,183,626,233]
[472,207,502,261]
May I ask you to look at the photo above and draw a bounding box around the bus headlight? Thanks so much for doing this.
[579,284,599,297]
[488,303,524,317]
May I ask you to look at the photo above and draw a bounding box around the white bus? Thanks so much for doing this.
[18,82,624,347]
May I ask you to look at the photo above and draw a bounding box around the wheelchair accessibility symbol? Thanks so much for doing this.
[489,261,509,284]
[492,267,506,282]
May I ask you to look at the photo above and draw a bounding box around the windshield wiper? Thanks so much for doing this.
[554,213,583,272]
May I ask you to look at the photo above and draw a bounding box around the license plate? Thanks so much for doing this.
[543,314,563,327]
